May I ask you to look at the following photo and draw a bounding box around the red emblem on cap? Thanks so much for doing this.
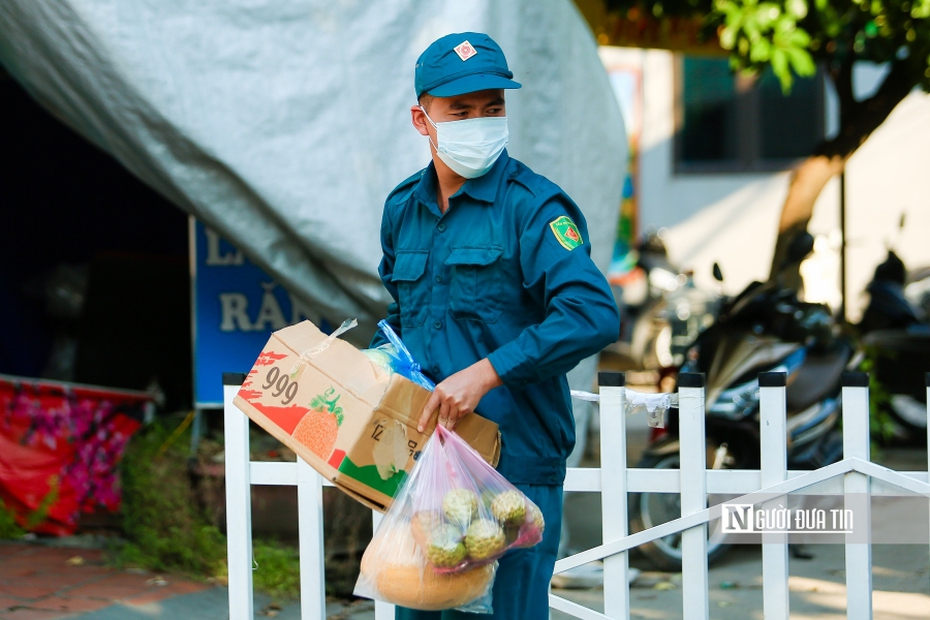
[454,40,477,61]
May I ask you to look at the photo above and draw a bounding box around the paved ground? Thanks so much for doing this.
[0,540,374,620]
[550,544,930,620]
[0,541,212,619]
[5,537,927,619]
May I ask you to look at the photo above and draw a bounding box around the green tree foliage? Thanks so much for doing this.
[605,0,929,94]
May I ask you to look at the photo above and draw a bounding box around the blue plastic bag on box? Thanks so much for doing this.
[362,320,435,391]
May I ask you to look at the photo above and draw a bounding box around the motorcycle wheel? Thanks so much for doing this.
[887,394,928,432]
[629,452,729,571]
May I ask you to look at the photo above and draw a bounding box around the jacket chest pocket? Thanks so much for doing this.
[393,251,429,328]
[445,246,504,323]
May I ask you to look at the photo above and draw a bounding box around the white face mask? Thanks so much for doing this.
[420,106,509,179]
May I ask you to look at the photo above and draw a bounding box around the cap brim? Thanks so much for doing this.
[427,74,522,97]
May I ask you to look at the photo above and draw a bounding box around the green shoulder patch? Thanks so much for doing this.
[549,215,584,251]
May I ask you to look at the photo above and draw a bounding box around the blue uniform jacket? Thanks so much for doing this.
[372,150,620,486]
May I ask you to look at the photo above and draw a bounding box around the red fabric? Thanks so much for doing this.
[0,375,150,535]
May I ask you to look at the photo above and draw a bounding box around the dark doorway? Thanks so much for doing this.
[0,68,192,411]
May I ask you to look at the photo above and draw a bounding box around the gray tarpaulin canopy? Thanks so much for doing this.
[0,0,626,344]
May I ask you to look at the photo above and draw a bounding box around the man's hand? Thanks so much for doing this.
[418,358,503,432]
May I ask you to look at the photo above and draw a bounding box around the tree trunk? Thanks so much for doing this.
[768,60,918,287]
[771,154,846,288]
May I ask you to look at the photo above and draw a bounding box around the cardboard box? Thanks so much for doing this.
[234,320,501,512]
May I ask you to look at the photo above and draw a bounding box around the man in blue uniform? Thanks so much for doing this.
[371,32,620,619]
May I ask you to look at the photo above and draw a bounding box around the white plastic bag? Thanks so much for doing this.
[355,426,545,613]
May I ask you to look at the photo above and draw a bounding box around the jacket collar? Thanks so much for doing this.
[414,149,510,211]
[457,148,510,204]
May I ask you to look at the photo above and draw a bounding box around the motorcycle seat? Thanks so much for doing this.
[785,343,851,412]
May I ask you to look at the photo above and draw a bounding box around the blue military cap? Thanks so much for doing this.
[415,32,522,98]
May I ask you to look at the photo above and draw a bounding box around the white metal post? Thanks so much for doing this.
[297,458,326,619]
[759,372,789,619]
[842,372,872,620]
[371,511,395,620]
[678,373,709,620]
[599,372,629,619]
[223,373,254,620]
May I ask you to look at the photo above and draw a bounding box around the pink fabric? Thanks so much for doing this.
[0,376,149,535]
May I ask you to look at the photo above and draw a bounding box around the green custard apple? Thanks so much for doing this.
[490,490,526,526]
[426,524,467,568]
[442,488,478,527]
[465,519,506,561]
[362,348,395,376]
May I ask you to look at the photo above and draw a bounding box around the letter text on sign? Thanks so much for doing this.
[219,293,253,331]
[252,283,287,331]
[205,228,245,266]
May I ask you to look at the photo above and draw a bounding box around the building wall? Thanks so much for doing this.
[600,46,930,321]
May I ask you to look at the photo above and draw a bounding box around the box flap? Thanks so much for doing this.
[374,374,501,468]
[272,320,330,353]
[452,415,502,468]
[373,374,432,424]
[274,321,388,405]
[333,480,389,513]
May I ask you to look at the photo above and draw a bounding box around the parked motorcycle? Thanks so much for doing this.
[620,230,719,371]
[857,248,930,434]
[629,232,854,571]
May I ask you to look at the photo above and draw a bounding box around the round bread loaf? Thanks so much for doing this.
[374,563,494,610]
[360,522,493,610]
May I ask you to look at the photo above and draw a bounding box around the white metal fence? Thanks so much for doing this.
[222,370,930,620]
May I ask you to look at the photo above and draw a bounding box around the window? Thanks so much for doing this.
[675,56,825,172]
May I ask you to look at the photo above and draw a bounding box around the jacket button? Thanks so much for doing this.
[437,223,446,232]
[432,365,440,374]
[433,321,443,329]
[435,275,443,283]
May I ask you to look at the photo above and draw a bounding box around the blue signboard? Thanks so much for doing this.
[190,218,331,407]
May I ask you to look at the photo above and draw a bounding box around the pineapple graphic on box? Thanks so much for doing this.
[292,386,344,459]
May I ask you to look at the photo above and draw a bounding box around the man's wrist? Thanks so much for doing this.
[478,358,503,392]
